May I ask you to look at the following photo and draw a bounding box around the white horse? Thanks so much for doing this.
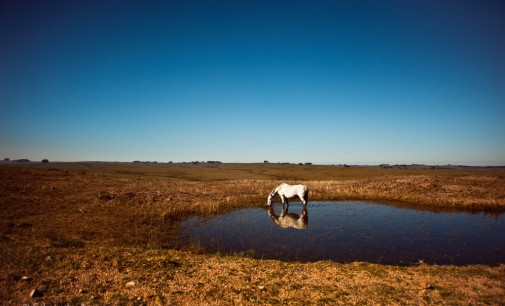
[267,183,308,206]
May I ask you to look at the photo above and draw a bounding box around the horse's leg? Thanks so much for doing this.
[299,194,307,205]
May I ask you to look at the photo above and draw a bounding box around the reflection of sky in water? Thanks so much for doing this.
[179,201,505,266]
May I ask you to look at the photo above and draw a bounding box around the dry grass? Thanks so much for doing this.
[2,245,504,305]
[1,163,505,304]
[307,175,505,210]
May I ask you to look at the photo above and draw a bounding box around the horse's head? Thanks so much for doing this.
[267,193,274,205]
[267,188,278,205]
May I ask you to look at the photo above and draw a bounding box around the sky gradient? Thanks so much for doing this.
[1,0,504,165]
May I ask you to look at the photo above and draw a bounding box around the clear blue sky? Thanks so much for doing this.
[1,0,504,165]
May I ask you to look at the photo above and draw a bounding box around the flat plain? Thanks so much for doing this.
[1,162,504,304]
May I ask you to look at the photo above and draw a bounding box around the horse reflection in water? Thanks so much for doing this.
[268,205,308,229]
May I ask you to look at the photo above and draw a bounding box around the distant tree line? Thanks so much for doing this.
[132,160,158,164]
[2,158,50,163]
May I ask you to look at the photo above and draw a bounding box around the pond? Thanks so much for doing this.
[178,201,505,266]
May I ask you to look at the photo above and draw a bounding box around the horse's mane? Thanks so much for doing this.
[270,186,278,196]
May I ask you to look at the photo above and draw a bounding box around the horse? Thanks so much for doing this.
[267,183,308,206]
[267,205,308,229]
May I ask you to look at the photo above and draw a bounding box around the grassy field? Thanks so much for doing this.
[1,162,505,304]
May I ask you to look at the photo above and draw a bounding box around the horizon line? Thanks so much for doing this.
[2,160,504,168]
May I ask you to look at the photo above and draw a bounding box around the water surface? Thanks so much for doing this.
[179,201,505,265]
